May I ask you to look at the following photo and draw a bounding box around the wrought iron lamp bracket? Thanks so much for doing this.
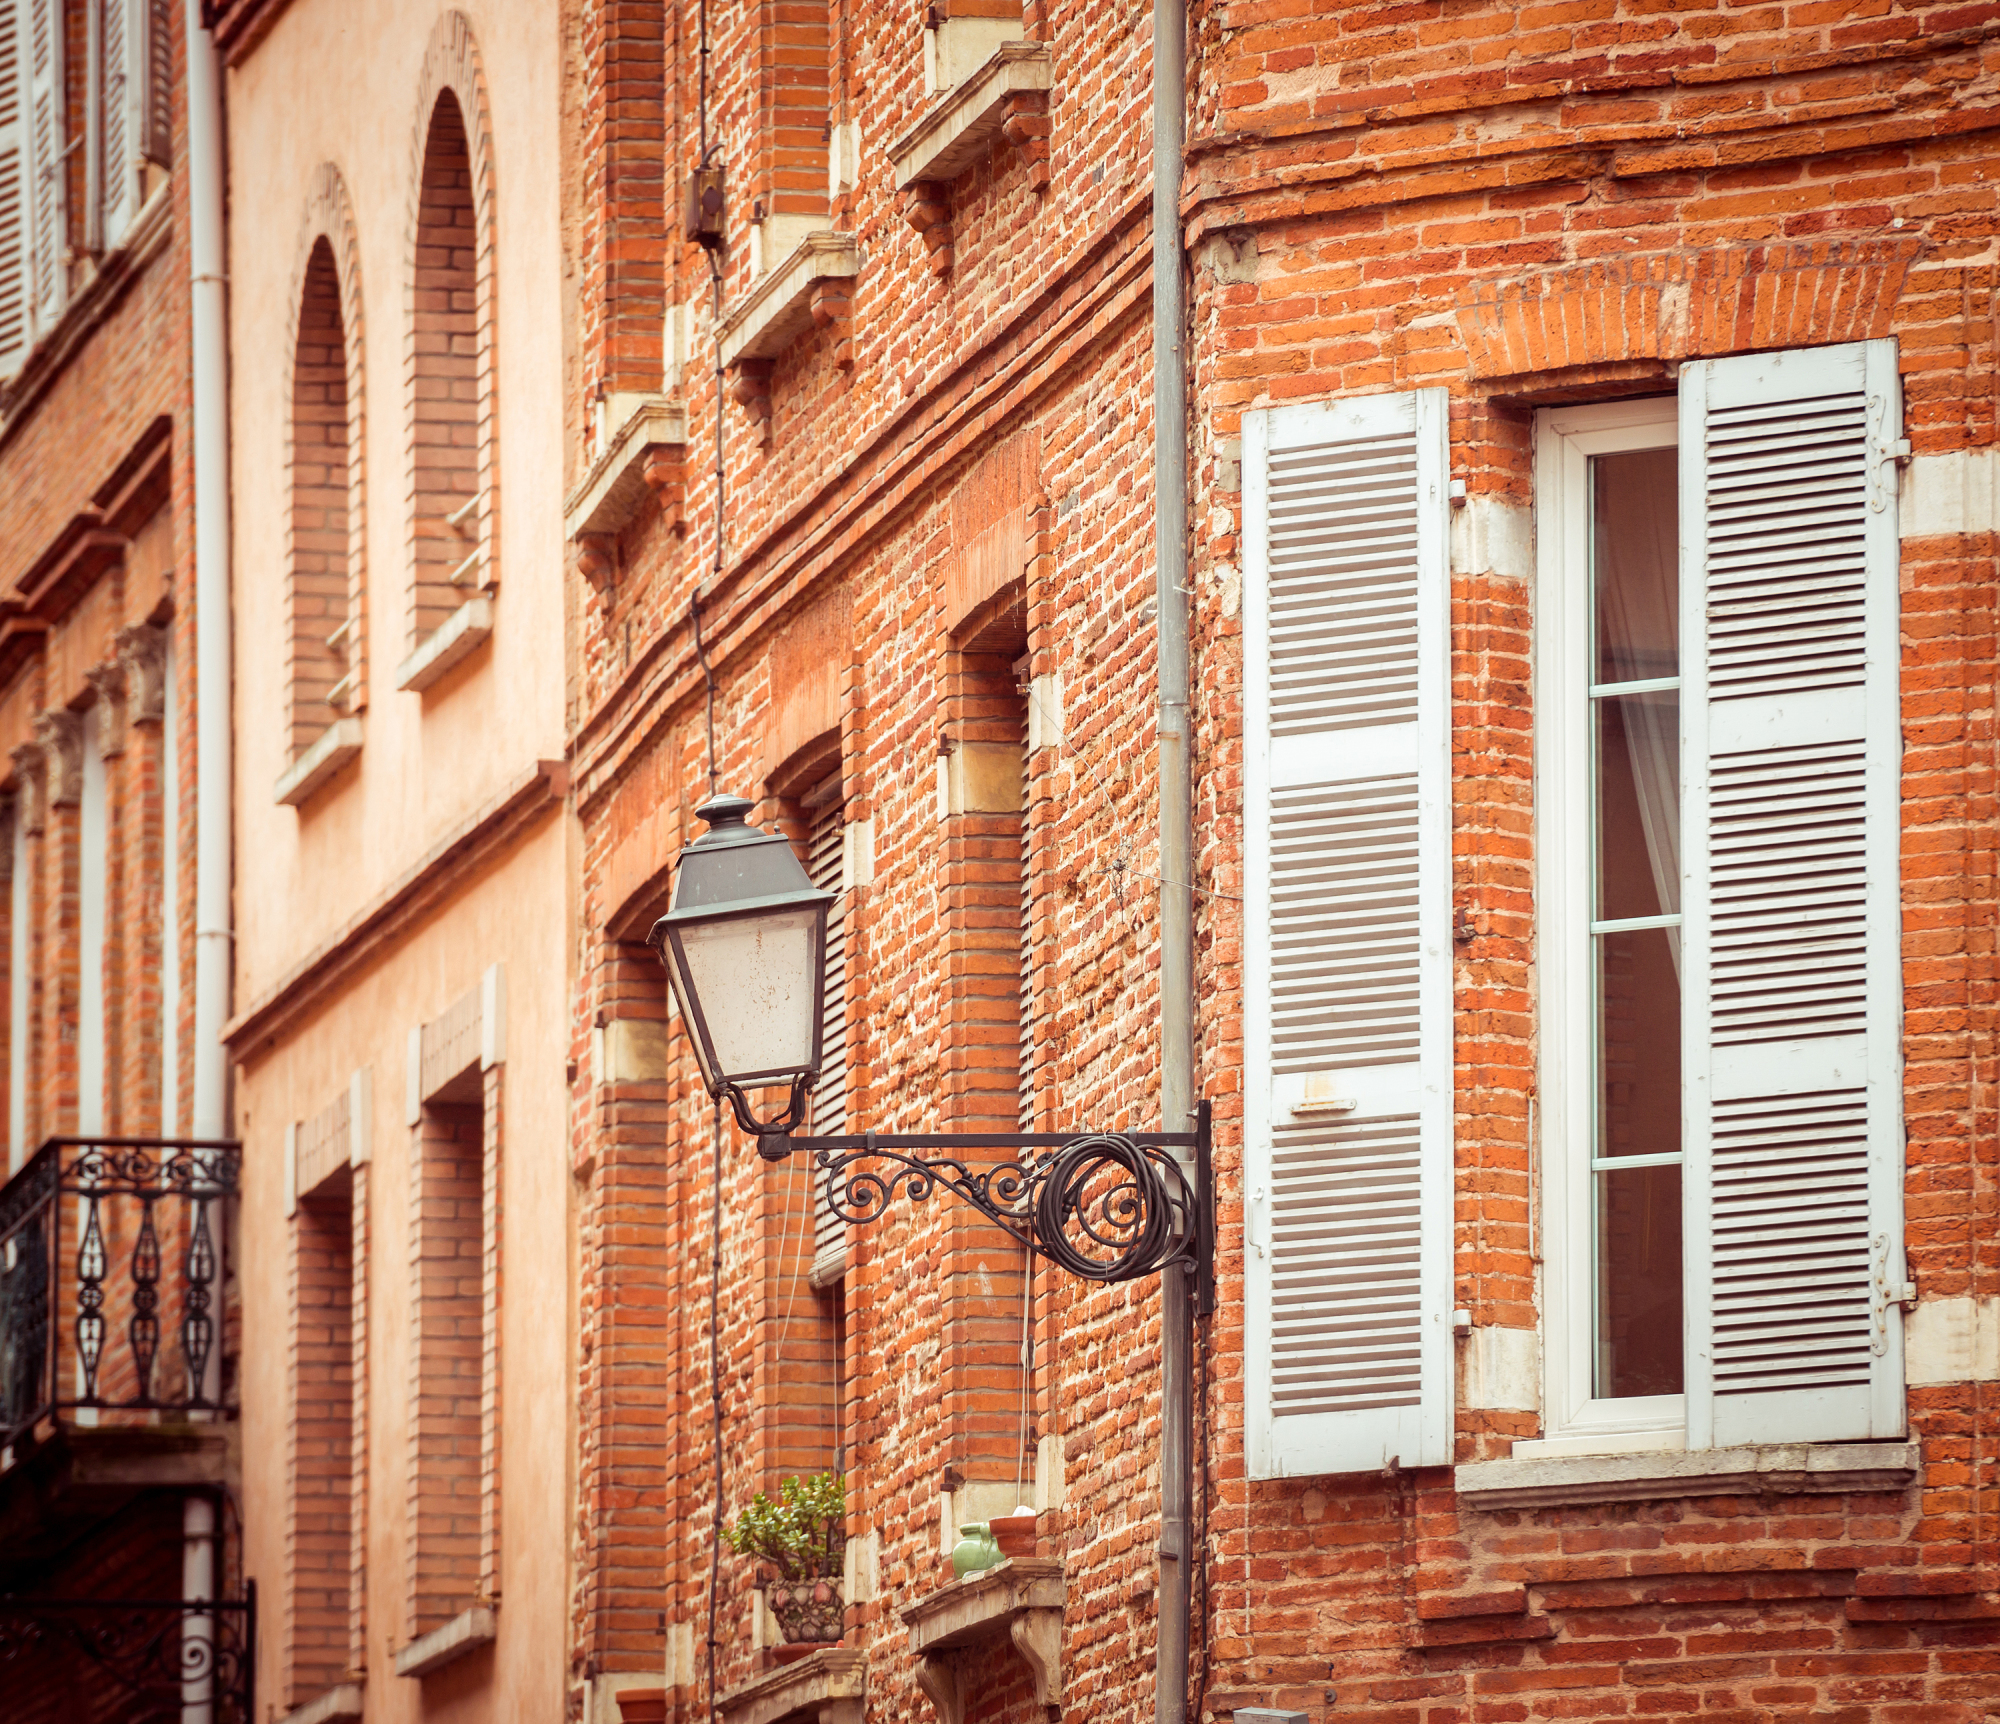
[756,1100,1214,1314]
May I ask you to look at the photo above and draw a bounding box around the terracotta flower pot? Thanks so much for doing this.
[989,1511,1038,1561]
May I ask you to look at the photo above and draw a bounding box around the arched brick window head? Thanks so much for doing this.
[410,92,480,648]
[290,239,355,752]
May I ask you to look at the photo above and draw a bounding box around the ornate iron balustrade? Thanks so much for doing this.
[0,1138,241,1453]
[0,1587,255,1723]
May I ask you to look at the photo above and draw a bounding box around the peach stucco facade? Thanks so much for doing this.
[221,5,570,1720]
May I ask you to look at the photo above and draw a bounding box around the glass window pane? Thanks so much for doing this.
[1595,1163,1684,1397]
[1595,691,1680,920]
[1593,447,1679,684]
[1595,926,1681,1161]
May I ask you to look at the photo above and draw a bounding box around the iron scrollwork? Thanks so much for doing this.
[768,1102,1214,1308]
[0,1137,240,1450]
[0,1591,255,1724]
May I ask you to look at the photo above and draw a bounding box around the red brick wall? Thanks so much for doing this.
[560,3,2000,1722]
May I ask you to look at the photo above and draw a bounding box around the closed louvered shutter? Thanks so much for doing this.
[1243,388,1453,1478]
[97,0,145,250]
[1017,675,1033,1132]
[1679,341,1907,1448]
[807,783,847,1276]
[23,0,60,336]
[143,0,167,165]
[0,1,25,375]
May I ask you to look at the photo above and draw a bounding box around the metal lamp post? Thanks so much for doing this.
[649,793,1212,1301]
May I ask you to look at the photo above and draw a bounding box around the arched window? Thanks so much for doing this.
[289,238,355,752]
[408,91,481,651]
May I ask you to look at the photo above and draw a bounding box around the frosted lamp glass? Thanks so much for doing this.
[676,906,820,1082]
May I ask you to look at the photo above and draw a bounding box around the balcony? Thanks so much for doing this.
[0,1137,240,1473]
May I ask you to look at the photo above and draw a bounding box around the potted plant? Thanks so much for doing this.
[723,1470,847,1645]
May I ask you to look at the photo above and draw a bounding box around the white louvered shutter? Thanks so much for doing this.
[97,0,145,250]
[807,784,847,1277]
[23,0,60,336]
[1244,388,1453,1479]
[1017,676,1033,1131]
[1679,340,1906,1450]
[142,0,167,165]
[0,0,25,375]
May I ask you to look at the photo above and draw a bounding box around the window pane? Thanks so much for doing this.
[1593,447,1678,684]
[1595,926,1681,1160]
[1596,1164,1684,1397]
[1595,692,1679,920]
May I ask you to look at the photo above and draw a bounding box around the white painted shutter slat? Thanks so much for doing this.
[0,0,26,374]
[807,790,847,1274]
[1246,388,1452,1478]
[1680,339,1906,1450]
[97,0,143,249]
[23,0,60,335]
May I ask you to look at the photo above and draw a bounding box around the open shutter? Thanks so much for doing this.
[807,786,847,1277]
[23,0,61,336]
[1680,340,1906,1450]
[97,0,145,249]
[0,0,25,374]
[1244,389,1453,1478]
[142,0,167,166]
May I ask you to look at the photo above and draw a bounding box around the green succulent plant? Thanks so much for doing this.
[722,1471,846,1582]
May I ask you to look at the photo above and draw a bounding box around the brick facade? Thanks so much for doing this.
[558,4,2000,1724]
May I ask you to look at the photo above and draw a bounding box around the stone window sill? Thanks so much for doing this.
[889,43,1052,188]
[716,1645,866,1724]
[717,234,861,369]
[899,1556,1063,1724]
[275,717,363,807]
[564,398,686,541]
[278,1684,363,1724]
[1455,1440,1921,1510]
[395,596,493,693]
[394,1604,496,1678]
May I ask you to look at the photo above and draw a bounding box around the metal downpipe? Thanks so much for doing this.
[1152,1,1195,1722]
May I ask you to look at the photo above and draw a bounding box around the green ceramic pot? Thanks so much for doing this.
[950,1522,1002,1578]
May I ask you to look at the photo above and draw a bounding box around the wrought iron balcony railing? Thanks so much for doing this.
[0,1138,240,1454]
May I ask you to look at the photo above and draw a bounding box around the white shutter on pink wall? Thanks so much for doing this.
[1244,389,1454,1478]
[1679,340,1907,1449]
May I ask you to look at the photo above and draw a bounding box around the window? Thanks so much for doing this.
[78,701,105,1136]
[0,0,170,379]
[404,91,487,672]
[805,769,846,1283]
[288,239,359,759]
[1534,343,1908,1457]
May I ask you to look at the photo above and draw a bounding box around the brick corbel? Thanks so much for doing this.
[34,710,83,807]
[642,448,686,535]
[85,661,128,759]
[729,360,773,432]
[9,744,47,835]
[1001,91,1051,192]
[901,182,953,278]
[116,623,169,726]
[576,534,617,593]
[809,279,856,369]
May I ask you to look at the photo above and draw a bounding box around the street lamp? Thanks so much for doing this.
[647,794,834,1139]
[649,791,1212,1300]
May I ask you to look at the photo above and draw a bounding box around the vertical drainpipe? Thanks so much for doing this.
[184,0,231,1147]
[1152,1,1195,1723]
[183,10,230,1721]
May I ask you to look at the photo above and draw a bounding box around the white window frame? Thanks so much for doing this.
[1531,395,1688,1457]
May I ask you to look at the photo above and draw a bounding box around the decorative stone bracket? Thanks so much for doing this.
[889,44,1053,279]
[899,1557,1064,1724]
[716,233,863,437]
[715,1645,866,1724]
[563,399,690,594]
